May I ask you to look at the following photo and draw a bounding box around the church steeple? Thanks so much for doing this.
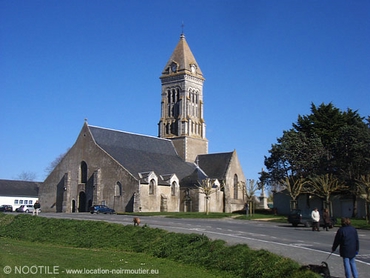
[160,33,204,79]
[158,34,208,162]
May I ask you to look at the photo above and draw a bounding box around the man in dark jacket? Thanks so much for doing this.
[33,200,41,216]
[332,217,359,278]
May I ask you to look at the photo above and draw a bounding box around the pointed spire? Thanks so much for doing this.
[161,34,204,80]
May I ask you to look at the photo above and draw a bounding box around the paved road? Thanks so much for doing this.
[40,213,370,277]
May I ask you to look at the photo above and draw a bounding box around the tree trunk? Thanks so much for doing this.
[290,199,297,210]
[205,196,210,215]
[352,194,358,218]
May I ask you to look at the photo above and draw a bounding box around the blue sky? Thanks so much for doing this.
[1,0,369,183]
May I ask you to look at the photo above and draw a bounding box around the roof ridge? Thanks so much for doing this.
[88,125,172,142]
[198,151,234,157]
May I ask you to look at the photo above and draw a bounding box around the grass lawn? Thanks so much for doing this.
[0,237,234,278]
[0,213,322,277]
[346,218,370,229]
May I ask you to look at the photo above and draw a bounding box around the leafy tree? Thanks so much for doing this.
[293,103,369,176]
[264,129,325,182]
[264,103,370,193]
[334,125,370,181]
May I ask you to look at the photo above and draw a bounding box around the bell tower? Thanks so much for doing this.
[158,34,208,162]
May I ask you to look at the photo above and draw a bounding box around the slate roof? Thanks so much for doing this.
[0,179,40,197]
[88,125,200,186]
[197,152,234,180]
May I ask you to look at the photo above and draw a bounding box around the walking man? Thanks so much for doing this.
[323,208,331,231]
[33,200,41,216]
[332,217,359,278]
[311,207,320,231]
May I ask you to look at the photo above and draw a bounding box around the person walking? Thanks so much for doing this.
[323,208,331,231]
[311,207,320,231]
[33,200,41,216]
[332,217,359,278]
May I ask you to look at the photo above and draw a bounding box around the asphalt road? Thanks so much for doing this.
[40,213,370,278]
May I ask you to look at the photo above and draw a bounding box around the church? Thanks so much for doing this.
[39,34,246,213]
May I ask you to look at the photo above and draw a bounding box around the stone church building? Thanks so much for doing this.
[39,34,246,213]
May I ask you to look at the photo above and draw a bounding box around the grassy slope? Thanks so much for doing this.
[0,237,229,278]
[0,213,319,278]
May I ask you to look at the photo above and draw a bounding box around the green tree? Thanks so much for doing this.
[334,125,370,181]
[264,103,370,193]
[264,128,325,182]
[293,103,369,177]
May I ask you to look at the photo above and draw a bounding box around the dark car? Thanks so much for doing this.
[287,209,336,228]
[0,205,13,212]
[89,205,115,214]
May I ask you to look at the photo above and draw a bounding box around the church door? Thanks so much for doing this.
[78,191,87,212]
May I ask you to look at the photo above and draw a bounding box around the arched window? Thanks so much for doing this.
[149,179,155,195]
[167,89,171,103]
[166,123,170,134]
[80,161,87,184]
[115,182,122,196]
[172,89,176,102]
[171,181,177,196]
[234,174,239,199]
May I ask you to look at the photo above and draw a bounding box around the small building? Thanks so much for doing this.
[273,189,367,218]
[0,179,40,211]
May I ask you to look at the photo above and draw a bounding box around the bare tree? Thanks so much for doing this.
[244,179,259,201]
[281,175,308,210]
[356,174,370,223]
[15,171,37,181]
[242,179,259,216]
[197,178,221,215]
[44,148,69,176]
[308,174,347,213]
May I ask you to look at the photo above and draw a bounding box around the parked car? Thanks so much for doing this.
[0,205,13,212]
[16,204,39,213]
[89,205,115,214]
[287,209,337,228]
